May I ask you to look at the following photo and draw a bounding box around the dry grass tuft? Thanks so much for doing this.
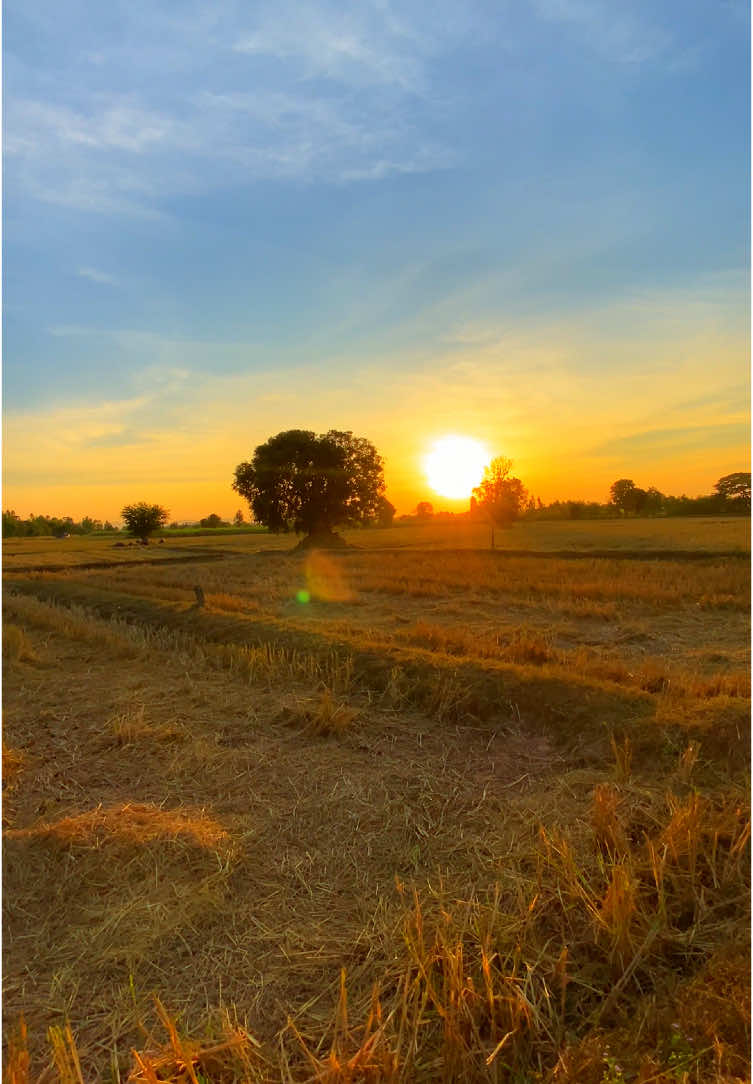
[591,783,628,856]
[3,623,36,663]
[108,705,186,746]
[283,689,360,736]
[3,743,27,790]
[4,1015,31,1084]
[610,734,633,783]
[505,627,558,665]
[676,740,701,785]
[5,802,229,851]
[128,999,265,1083]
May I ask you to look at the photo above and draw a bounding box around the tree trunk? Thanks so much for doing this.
[294,529,350,551]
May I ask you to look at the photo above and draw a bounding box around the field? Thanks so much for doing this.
[3,517,750,1082]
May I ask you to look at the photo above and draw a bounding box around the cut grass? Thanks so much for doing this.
[2,624,37,664]
[281,689,361,737]
[2,524,749,1081]
[6,781,748,1081]
[5,580,748,771]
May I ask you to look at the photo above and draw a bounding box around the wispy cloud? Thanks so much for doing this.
[6,99,185,154]
[590,422,750,460]
[83,428,156,449]
[4,2,467,215]
[233,2,429,92]
[530,0,671,64]
[77,266,118,285]
[196,88,455,181]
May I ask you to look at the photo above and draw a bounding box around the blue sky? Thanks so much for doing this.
[3,0,750,519]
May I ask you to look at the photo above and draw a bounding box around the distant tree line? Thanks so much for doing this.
[401,471,750,527]
[524,473,751,520]
[4,464,748,542]
[1,511,118,538]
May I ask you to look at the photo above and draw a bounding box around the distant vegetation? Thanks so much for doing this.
[2,471,749,539]
[406,471,751,525]
[2,512,119,538]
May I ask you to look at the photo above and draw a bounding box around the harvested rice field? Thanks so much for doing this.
[2,518,750,1082]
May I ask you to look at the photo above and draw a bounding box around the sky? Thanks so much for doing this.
[3,0,750,521]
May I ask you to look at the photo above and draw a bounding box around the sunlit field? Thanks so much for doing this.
[3,518,750,1082]
[3,516,749,571]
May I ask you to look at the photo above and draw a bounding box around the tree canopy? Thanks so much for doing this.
[609,478,648,515]
[121,502,169,541]
[471,457,528,547]
[376,496,396,527]
[199,513,227,528]
[232,429,385,537]
[714,472,751,510]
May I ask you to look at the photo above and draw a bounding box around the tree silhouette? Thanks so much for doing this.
[121,502,169,542]
[643,487,665,516]
[376,496,396,527]
[415,501,434,519]
[472,457,528,548]
[714,472,751,510]
[232,429,384,542]
[609,479,648,515]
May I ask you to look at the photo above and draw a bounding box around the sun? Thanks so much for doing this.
[423,436,490,500]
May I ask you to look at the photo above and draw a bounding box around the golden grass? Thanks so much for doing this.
[2,743,27,790]
[5,802,230,851]
[2,623,36,663]
[108,705,187,746]
[282,689,360,737]
[4,515,749,570]
[2,523,749,1082]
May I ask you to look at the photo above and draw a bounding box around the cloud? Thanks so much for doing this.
[6,99,185,154]
[83,428,157,449]
[4,2,466,215]
[233,3,428,92]
[3,303,748,512]
[589,422,750,461]
[530,0,671,64]
[78,266,118,285]
[196,88,455,182]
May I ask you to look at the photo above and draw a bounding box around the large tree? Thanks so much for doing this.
[714,472,751,511]
[471,457,528,548]
[121,502,169,542]
[609,479,648,515]
[232,429,385,541]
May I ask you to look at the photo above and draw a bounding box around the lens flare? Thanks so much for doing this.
[299,552,354,603]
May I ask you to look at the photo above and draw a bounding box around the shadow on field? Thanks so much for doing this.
[9,576,747,766]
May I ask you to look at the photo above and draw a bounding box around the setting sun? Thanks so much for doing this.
[423,436,490,500]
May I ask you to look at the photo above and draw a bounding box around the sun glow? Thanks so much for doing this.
[423,436,490,500]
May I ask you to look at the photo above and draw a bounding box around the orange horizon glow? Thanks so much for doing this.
[2,300,748,526]
[3,457,749,526]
